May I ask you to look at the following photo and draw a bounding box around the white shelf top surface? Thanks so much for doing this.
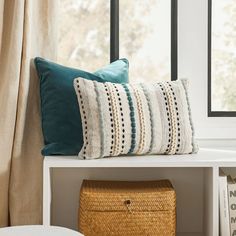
[44,148,236,168]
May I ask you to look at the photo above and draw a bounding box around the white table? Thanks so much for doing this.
[0,225,83,236]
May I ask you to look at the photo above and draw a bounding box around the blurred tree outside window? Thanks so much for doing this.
[211,0,236,112]
[120,0,171,82]
[58,0,110,71]
[58,0,171,82]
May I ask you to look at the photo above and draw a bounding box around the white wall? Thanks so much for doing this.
[178,0,236,140]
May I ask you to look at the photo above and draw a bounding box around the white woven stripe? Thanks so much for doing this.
[106,83,121,156]
[140,83,154,154]
[131,85,146,154]
[93,81,104,158]
[181,79,198,153]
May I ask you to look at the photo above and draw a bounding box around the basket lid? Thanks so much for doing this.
[80,180,176,212]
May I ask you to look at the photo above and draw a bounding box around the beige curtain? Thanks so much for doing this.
[0,0,58,226]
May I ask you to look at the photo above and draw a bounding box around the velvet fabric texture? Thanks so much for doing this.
[35,58,129,155]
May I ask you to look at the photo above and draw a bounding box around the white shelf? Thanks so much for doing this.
[43,148,236,236]
[44,148,236,168]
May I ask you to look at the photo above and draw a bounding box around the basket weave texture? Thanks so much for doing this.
[79,180,176,236]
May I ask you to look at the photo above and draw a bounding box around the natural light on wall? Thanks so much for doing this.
[58,0,171,82]
[211,0,236,112]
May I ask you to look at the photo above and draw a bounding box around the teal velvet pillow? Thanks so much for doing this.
[34,57,129,155]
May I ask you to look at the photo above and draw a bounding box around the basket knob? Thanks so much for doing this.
[125,199,131,205]
[124,199,132,213]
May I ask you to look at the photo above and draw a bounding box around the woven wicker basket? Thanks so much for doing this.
[79,180,176,236]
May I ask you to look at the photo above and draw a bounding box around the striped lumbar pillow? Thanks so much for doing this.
[74,78,198,159]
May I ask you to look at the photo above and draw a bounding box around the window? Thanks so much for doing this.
[58,0,110,71]
[119,0,172,82]
[58,0,177,81]
[209,0,236,116]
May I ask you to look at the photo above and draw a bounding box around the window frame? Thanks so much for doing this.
[110,0,178,81]
[208,0,236,117]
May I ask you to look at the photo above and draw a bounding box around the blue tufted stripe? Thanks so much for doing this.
[122,84,136,154]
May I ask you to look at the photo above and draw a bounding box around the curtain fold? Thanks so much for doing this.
[0,0,58,226]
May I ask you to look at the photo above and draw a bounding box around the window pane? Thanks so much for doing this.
[58,0,110,71]
[211,0,236,111]
[120,0,171,83]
